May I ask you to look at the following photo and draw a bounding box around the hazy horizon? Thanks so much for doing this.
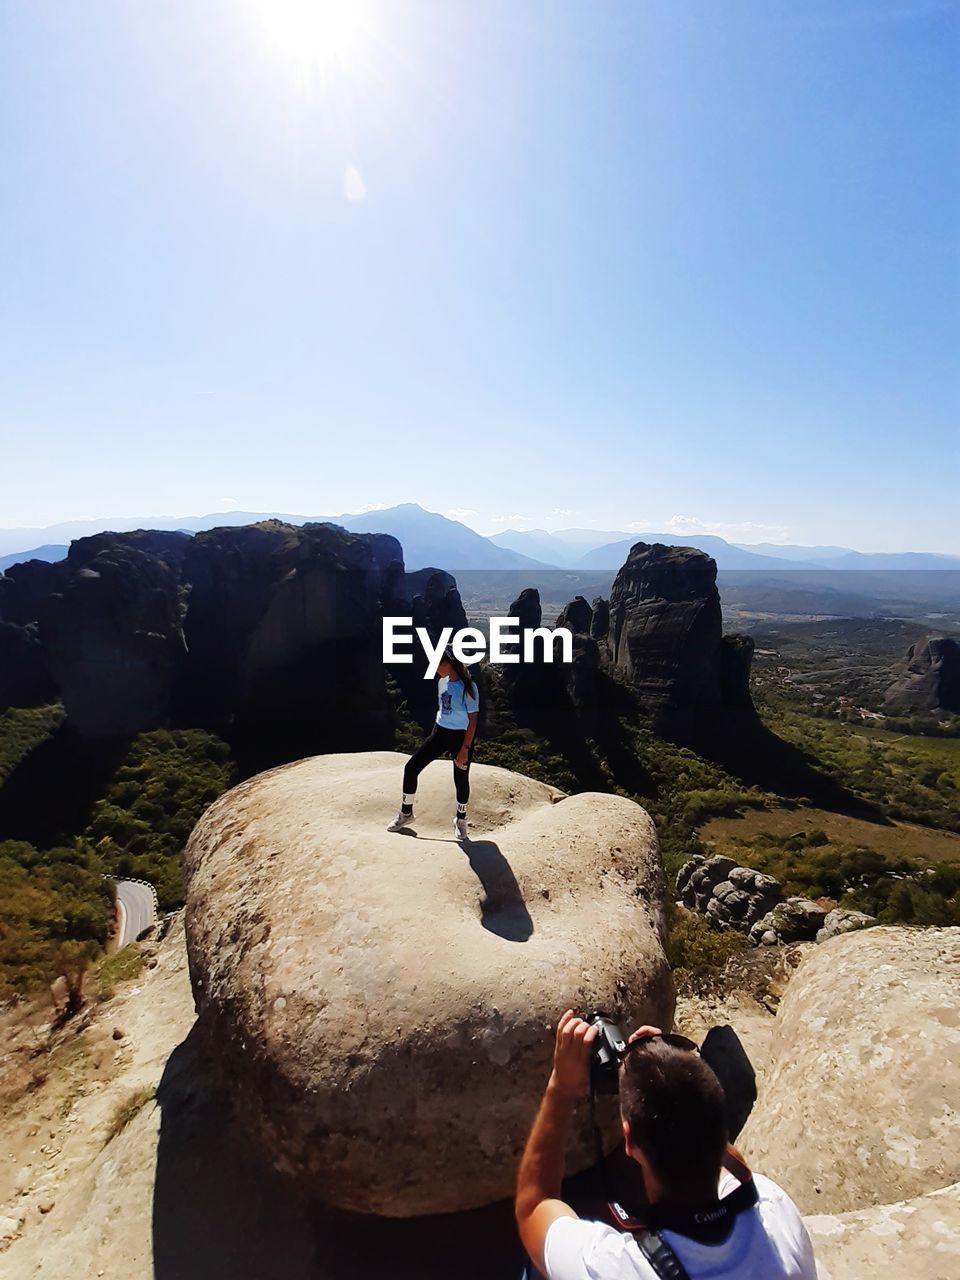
[1,499,958,559]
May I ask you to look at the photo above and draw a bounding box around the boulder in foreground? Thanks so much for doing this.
[183,752,673,1216]
[742,926,960,1215]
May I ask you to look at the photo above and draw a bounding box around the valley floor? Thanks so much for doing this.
[700,805,960,866]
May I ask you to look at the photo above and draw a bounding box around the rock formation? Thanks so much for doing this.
[742,926,960,1215]
[718,633,756,710]
[590,596,610,645]
[556,595,592,636]
[183,752,673,1216]
[0,619,55,708]
[677,855,877,946]
[0,531,191,730]
[884,636,960,716]
[29,537,187,736]
[749,897,829,946]
[607,543,755,725]
[0,522,407,750]
[505,586,543,660]
[815,907,876,943]
[553,596,599,714]
[404,567,468,640]
[676,855,782,934]
[181,521,396,756]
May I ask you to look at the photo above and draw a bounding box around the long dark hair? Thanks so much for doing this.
[442,649,477,700]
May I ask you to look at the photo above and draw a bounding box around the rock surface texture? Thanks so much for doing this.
[884,636,960,715]
[742,926,960,1215]
[805,1183,960,1280]
[183,752,673,1217]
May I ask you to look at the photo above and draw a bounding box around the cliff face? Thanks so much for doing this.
[0,522,403,754]
[608,542,755,725]
[884,636,960,715]
[0,533,189,736]
[180,521,397,759]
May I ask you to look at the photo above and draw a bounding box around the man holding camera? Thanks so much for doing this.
[515,1011,817,1279]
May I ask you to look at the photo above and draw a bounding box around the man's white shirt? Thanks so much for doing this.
[543,1173,817,1279]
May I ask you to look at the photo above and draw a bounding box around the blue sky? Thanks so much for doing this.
[1,0,957,550]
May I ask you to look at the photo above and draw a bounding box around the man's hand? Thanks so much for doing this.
[549,1010,598,1100]
[454,748,469,768]
[628,1024,663,1044]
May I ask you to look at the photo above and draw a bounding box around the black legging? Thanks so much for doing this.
[402,725,474,805]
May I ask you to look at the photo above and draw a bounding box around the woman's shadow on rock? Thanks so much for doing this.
[152,1025,525,1280]
[463,839,535,943]
[396,832,535,943]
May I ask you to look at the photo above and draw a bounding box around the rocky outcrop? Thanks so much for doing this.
[0,523,405,745]
[501,589,600,718]
[180,522,396,756]
[749,897,829,946]
[719,633,756,709]
[505,586,542,658]
[41,539,186,736]
[564,632,600,715]
[678,856,874,947]
[183,752,673,1216]
[404,567,468,640]
[554,597,599,714]
[607,543,754,725]
[0,619,55,708]
[741,926,960,1215]
[556,595,592,636]
[815,907,876,943]
[884,636,960,715]
[676,855,782,934]
[590,596,610,644]
[0,532,190,727]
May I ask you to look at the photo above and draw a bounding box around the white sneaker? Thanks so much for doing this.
[388,810,415,832]
[454,816,468,841]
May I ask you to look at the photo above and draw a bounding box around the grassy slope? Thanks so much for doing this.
[0,710,235,996]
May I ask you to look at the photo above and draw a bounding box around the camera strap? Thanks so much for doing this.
[633,1229,691,1280]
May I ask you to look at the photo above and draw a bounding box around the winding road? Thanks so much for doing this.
[115,880,157,947]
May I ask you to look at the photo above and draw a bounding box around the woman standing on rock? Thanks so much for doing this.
[388,648,479,841]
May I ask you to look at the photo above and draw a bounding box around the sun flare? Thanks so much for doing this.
[256,0,364,76]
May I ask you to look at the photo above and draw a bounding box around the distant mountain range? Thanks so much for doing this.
[0,504,958,574]
[0,544,69,574]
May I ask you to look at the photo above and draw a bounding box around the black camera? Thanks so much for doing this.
[588,1012,628,1095]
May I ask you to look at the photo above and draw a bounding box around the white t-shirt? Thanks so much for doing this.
[543,1173,817,1280]
[436,676,480,730]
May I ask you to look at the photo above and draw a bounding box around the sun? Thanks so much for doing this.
[255,0,364,76]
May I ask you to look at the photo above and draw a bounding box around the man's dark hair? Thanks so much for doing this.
[619,1040,728,1190]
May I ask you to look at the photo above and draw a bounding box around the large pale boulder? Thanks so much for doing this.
[742,927,960,1215]
[805,1183,960,1280]
[183,752,672,1217]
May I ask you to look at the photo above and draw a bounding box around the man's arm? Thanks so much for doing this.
[515,1011,598,1276]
